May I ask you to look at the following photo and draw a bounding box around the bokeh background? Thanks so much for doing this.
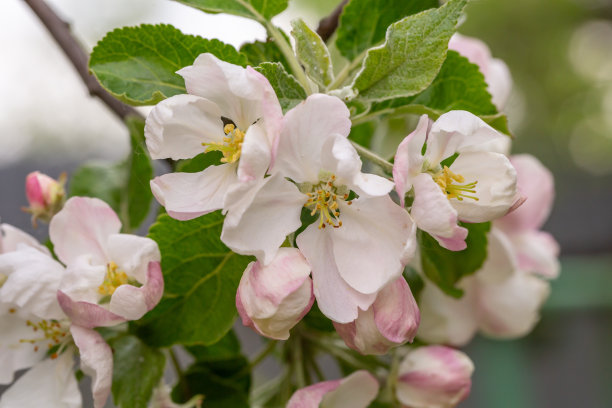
[1,0,611,407]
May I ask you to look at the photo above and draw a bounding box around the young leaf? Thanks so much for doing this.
[111,335,166,408]
[240,40,291,72]
[171,356,251,408]
[89,24,247,106]
[125,116,153,230]
[352,0,467,102]
[418,222,491,298]
[173,0,288,20]
[254,62,307,112]
[135,212,252,347]
[336,0,439,61]
[290,19,334,88]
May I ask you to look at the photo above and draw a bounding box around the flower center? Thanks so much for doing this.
[11,309,70,357]
[98,261,129,296]
[433,166,479,201]
[202,123,245,164]
[303,173,351,229]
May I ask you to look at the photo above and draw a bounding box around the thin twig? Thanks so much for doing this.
[316,0,349,42]
[22,0,142,121]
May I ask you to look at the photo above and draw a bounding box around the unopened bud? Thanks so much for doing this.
[23,171,66,226]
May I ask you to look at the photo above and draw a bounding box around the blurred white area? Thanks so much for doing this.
[0,0,321,169]
[568,20,612,83]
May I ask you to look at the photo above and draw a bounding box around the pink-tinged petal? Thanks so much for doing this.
[393,115,430,206]
[511,231,560,279]
[411,174,467,251]
[109,261,164,321]
[57,291,125,328]
[417,280,478,347]
[237,248,313,340]
[71,325,113,408]
[0,307,47,384]
[0,247,66,320]
[448,34,492,75]
[297,225,376,323]
[151,163,238,221]
[476,270,550,339]
[144,94,223,160]
[221,174,305,265]
[486,59,513,110]
[449,151,518,223]
[397,346,474,408]
[0,351,81,408]
[237,121,272,182]
[105,234,161,283]
[476,228,517,284]
[287,371,378,408]
[59,256,106,304]
[273,94,351,183]
[426,111,509,164]
[496,154,555,232]
[332,196,412,295]
[50,197,121,265]
[25,171,47,209]
[0,223,48,254]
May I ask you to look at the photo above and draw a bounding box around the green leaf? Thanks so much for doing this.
[418,222,491,298]
[352,0,467,102]
[90,24,247,106]
[175,151,223,173]
[348,121,375,148]
[290,19,334,88]
[254,62,307,112]
[125,116,154,230]
[135,212,252,347]
[186,329,241,362]
[302,303,335,332]
[173,0,288,20]
[111,335,166,408]
[172,356,251,408]
[336,0,438,61]
[69,161,125,215]
[240,40,290,72]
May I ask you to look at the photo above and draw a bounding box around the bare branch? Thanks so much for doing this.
[316,0,348,42]
[22,0,143,121]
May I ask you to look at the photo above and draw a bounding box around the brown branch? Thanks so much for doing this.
[316,0,349,42]
[23,0,142,121]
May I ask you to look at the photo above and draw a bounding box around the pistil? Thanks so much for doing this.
[433,166,479,201]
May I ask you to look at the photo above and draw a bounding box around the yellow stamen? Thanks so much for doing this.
[202,123,246,164]
[433,166,479,201]
[98,261,129,296]
[303,173,351,229]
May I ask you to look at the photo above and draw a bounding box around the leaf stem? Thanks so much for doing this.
[327,49,367,91]
[350,140,394,174]
[291,335,307,389]
[249,340,278,369]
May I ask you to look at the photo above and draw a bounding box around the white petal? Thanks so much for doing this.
[59,256,106,305]
[221,175,304,265]
[487,58,513,110]
[449,151,518,223]
[426,110,509,164]
[71,325,113,408]
[297,225,376,323]
[0,247,66,319]
[273,94,351,183]
[50,197,120,265]
[511,231,560,279]
[476,228,517,284]
[332,196,411,295]
[411,173,468,251]
[105,234,160,283]
[237,121,272,182]
[109,262,164,321]
[144,94,223,160]
[320,370,379,408]
[0,352,81,408]
[393,115,429,205]
[0,223,48,254]
[151,163,238,220]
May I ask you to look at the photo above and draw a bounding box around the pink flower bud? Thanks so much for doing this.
[236,248,314,340]
[287,370,379,408]
[396,346,474,408]
[24,171,66,225]
[334,277,420,355]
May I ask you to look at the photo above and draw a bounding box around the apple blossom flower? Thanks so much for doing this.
[449,33,513,110]
[495,154,560,278]
[0,223,48,255]
[417,228,550,346]
[396,346,474,408]
[393,112,518,251]
[333,277,419,355]
[22,171,66,226]
[49,197,164,326]
[221,94,416,323]
[236,247,314,340]
[145,53,283,220]
[287,370,379,408]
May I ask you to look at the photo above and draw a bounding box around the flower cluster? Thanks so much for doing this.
[0,196,164,407]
